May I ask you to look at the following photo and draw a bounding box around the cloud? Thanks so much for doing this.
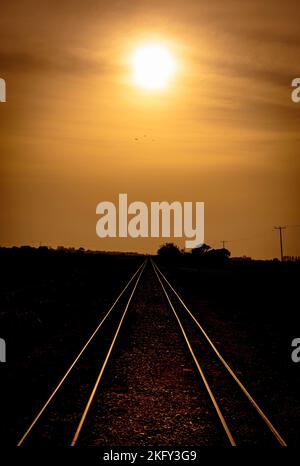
[213,59,295,88]
[0,50,120,75]
[240,28,300,48]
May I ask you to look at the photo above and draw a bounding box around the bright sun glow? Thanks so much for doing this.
[131,43,176,90]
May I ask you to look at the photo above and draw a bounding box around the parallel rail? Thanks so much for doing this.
[151,259,287,447]
[16,258,287,447]
[17,260,146,446]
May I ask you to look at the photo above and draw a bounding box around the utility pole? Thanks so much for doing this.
[221,240,227,249]
[274,226,286,261]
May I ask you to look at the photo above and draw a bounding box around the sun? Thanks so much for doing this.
[131,43,176,90]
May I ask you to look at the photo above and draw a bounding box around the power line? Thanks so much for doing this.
[274,226,286,261]
[208,223,299,257]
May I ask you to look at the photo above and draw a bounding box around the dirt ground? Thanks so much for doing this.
[1,250,299,447]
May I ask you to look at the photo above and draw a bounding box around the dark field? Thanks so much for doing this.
[0,247,143,445]
[0,247,299,446]
[156,256,300,444]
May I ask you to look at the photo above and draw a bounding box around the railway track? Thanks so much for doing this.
[16,258,287,447]
[17,259,147,447]
[151,259,287,447]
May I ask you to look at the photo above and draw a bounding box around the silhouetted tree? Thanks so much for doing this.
[157,243,182,260]
[191,244,231,265]
[192,243,211,256]
[204,247,230,264]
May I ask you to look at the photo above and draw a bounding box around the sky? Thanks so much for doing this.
[0,0,300,258]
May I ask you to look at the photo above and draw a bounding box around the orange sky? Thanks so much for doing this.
[0,0,300,258]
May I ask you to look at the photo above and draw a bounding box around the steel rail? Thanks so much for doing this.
[152,260,287,447]
[152,261,236,446]
[70,260,146,446]
[17,259,146,446]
